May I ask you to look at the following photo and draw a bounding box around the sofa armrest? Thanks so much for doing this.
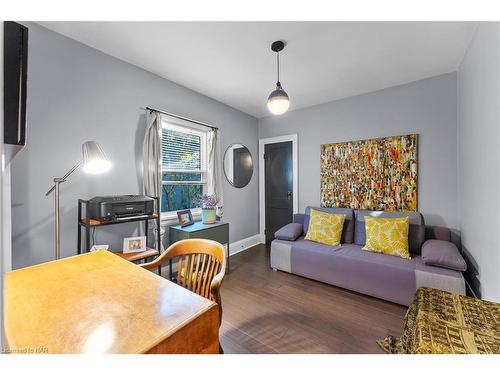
[421,240,467,271]
[275,223,303,241]
[425,226,451,242]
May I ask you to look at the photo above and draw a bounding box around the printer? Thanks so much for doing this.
[87,195,155,221]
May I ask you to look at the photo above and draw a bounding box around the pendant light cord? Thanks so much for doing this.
[276,51,280,84]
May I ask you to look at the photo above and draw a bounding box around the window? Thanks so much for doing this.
[161,121,207,214]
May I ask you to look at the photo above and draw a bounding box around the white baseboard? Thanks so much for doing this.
[228,234,263,256]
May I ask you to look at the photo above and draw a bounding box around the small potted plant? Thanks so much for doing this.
[198,194,220,224]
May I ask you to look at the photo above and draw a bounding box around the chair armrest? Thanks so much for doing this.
[275,222,303,241]
[140,250,173,271]
[421,240,467,271]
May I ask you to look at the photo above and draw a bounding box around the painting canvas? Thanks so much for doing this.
[320,134,418,211]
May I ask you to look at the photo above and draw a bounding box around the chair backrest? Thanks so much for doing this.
[140,239,226,323]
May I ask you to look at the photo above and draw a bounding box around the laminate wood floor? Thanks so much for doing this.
[219,244,407,354]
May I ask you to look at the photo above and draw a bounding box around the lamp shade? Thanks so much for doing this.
[82,141,112,174]
[267,83,290,115]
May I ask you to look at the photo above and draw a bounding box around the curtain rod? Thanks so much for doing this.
[145,106,219,130]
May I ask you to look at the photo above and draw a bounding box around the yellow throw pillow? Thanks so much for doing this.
[304,209,345,246]
[362,216,410,259]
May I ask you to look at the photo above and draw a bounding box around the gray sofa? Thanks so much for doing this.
[270,206,466,306]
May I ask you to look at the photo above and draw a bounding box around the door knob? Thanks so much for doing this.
[287,191,293,200]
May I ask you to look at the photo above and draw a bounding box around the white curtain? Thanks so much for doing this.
[143,110,163,249]
[207,129,224,207]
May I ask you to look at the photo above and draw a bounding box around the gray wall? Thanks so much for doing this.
[11,23,259,268]
[259,73,459,230]
[0,21,5,348]
[458,23,500,302]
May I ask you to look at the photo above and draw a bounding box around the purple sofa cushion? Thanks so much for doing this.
[354,210,425,254]
[275,223,303,241]
[293,213,308,231]
[425,226,451,242]
[304,206,354,244]
[289,241,417,306]
[421,240,467,271]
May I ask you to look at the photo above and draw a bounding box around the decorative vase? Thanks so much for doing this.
[202,208,217,224]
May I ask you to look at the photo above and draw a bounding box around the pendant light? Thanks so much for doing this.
[267,40,290,115]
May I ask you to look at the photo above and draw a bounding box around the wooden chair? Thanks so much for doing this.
[141,238,226,348]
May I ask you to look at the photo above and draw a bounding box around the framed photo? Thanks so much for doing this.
[177,209,194,227]
[123,236,147,254]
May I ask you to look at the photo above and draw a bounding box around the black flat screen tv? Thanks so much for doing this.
[4,21,28,146]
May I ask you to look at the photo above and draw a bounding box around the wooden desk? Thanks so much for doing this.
[170,220,230,274]
[4,250,219,354]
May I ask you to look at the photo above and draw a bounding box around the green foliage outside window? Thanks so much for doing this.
[161,127,205,212]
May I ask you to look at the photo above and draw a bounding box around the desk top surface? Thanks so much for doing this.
[4,250,215,354]
[170,220,228,232]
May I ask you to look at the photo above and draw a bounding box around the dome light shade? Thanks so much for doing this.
[267,83,290,115]
[267,40,290,115]
[82,141,112,174]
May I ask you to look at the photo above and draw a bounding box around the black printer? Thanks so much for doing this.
[87,195,155,221]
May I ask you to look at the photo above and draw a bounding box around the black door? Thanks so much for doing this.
[265,141,293,244]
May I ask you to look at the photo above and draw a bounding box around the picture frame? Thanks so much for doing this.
[320,134,418,211]
[123,236,147,254]
[177,209,194,227]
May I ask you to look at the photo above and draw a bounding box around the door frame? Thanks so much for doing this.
[259,134,298,243]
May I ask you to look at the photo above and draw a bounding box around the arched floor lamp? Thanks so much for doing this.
[45,141,111,260]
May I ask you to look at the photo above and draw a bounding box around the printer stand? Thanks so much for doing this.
[77,198,169,277]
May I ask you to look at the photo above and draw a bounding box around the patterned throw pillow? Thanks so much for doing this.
[362,216,411,259]
[304,209,345,246]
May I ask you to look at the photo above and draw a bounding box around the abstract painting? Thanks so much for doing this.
[320,134,418,211]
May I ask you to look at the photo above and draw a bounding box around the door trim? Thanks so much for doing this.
[259,134,298,243]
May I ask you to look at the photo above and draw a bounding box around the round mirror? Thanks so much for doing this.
[223,144,253,188]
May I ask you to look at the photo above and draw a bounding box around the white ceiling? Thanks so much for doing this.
[38,22,477,118]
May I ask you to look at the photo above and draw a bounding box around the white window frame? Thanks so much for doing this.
[160,118,208,221]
